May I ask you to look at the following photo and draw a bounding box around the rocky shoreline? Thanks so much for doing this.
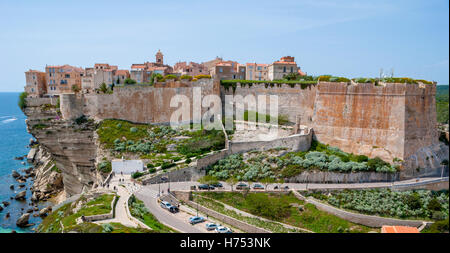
[0,138,62,230]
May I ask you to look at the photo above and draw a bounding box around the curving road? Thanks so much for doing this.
[135,187,204,233]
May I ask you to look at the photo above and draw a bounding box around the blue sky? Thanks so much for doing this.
[0,0,448,92]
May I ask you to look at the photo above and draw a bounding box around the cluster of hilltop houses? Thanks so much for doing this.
[24,50,306,97]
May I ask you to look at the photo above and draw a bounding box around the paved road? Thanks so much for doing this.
[135,187,204,233]
[145,177,448,193]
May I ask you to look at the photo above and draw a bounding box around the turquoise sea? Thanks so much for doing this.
[0,92,48,233]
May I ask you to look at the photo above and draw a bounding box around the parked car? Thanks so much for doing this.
[283,186,289,190]
[215,226,232,233]
[211,182,223,188]
[169,206,179,213]
[160,201,172,210]
[205,223,219,231]
[198,184,215,190]
[252,183,264,190]
[189,216,205,225]
[236,183,249,190]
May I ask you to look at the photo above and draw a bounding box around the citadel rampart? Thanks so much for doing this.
[35,79,447,180]
[60,78,220,124]
[221,81,448,178]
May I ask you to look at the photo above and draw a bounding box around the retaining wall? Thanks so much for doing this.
[140,166,205,185]
[286,171,400,184]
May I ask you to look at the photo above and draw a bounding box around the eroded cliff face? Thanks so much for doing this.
[23,102,104,198]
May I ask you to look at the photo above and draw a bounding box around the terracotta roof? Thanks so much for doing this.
[273,61,297,65]
[115,70,129,76]
[46,64,83,72]
[381,226,419,233]
[246,63,268,67]
[26,70,44,73]
[131,64,146,69]
[298,69,306,76]
[216,62,232,67]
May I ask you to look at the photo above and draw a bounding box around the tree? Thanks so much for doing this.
[18,92,28,110]
[71,84,80,93]
[226,177,239,191]
[124,78,137,85]
[99,83,108,93]
[284,72,300,81]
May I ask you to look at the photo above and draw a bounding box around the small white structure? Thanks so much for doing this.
[111,159,144,174]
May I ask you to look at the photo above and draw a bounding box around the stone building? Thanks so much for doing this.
[173,61,209,77]
[129,50,173,83]
[202,57,223,71]
[268,56,300,80]
[114,70,130,84]
[209,61,245,80]
[81,64,121,93]
[45,65,83,95]
[24,70,47,98]
[246,63,269,81]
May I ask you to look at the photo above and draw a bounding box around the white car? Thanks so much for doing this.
[205,223,219,231]
[215,226,232,233]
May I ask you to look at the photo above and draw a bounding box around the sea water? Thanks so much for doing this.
[0,92,48,233]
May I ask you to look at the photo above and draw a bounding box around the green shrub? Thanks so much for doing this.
[18,92,28,110]
[124,78,137,84]
[180,75,193,81]
[161,162,176,170]
[131,171,144,179]
[164,74,178,80]
[194,74,211,79]
[146,163,154,169]
[148,168,156,174]
[97,161,112,173]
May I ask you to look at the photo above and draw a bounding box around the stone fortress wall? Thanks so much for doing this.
[221,81,449,179]
[60,78,221,124]
[55,78,448,179]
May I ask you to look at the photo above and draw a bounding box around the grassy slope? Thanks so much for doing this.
[38,194,151,233]
[197,192,374,233]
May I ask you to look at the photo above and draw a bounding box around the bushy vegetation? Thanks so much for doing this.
[306,189,449,220]
[124,78,137,85]
[97,119,225,173]
[180,74,193,81]
[206,141,396,182]
[422,218,449,233]
[197,192,372,233]
[318,75,350,82]
[128,195,176,232]
[243,110,290,125]
[18,92,28,110]
[221,79,317,92]
[176,129,225,158]
[97,161,112,173]
[194,74,211,79]
[436,85,449,124]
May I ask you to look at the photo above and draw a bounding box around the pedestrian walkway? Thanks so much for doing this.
[95,174,148,229]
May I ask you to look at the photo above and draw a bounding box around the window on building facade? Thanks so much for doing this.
[65,74,70,78]
[219,67,223,73]
[257,66,261,70]
[291,67,293,73]
[283,66,286,73]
